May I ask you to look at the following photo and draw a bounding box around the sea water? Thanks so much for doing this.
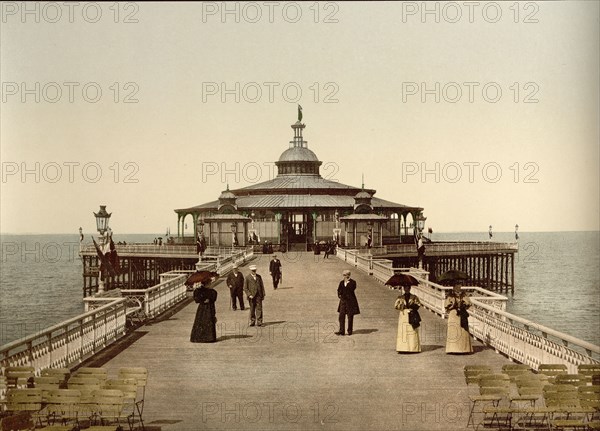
[1,232,598,346]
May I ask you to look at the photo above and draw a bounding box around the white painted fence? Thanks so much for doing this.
[337,247,600,369]
[0,299,127,372]
[469,299,600,372]
[1,249,256,376]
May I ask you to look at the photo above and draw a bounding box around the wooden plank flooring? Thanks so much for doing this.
[93,252,514,430]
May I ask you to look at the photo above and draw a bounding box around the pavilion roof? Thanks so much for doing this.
[230,175,374,194]
[175,194,420,213]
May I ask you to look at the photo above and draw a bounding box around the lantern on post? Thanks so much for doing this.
[415,214,427,235]
[93,205,112,293]
[94,205,111,239]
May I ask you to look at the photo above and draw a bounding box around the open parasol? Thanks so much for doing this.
[438,269,469,285]
[385,273,420,287]
[185,271,219,287]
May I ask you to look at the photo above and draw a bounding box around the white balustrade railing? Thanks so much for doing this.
[371,259,394,283]
[212,247,255,275]
[380,241,518,256]
[122,273,188,320]
[335,248,349,262]
[80,243,197,256]
[0,249,257,376]
[80,244,253,257]
[355,254,372,274]
[469,299,600,371]
[409,279,507,317]
[0,299,127,373]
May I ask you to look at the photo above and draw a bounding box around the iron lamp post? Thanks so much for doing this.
[93,205,111,293]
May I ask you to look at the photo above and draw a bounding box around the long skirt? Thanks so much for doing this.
[445,311,472,353]
[190,303,216,343]
[396,309,420,352]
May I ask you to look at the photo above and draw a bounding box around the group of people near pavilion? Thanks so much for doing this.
[188,254,474,355]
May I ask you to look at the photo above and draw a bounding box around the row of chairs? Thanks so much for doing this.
[3,387,131,430]
[465,363,600,430]
[1,366,147,431]
[465,364,600,387]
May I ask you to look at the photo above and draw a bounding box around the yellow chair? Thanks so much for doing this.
[0,375,7,398]
[103,378,138,426]
[89,389,133,430]
[67,375,103,407]
[467,373,511,428]
[3,388,44,426]
[4,367,35,389]
[502,363,533,383]
[463,365,493,386]
[578,385,600,420]
[556,374,588,388]
[577,364,600,385]
[118,366,148,430]
[510,374,546,407]
[538,363,568,383]
[43,389,82,427]
[72,367,108,382]
[40,368,71,389]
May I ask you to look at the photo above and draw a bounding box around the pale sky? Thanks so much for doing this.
[1,1,598,235]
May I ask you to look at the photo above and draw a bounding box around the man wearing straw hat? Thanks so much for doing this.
[243,264,266,327]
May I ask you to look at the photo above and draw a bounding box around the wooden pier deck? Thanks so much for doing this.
[89,252,515,431]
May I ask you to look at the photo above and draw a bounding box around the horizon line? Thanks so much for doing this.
[1,230,599,235]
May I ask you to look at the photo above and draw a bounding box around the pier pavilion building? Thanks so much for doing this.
[174,118,424,251]
[80,113,517,295]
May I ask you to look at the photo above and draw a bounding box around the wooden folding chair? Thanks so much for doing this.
[33,376,61,401]
[538,364,568,384]
[40,368,71,389]
[468,373,511,428]
[544,384,592,430]
[510,374,546,408]
[4,367,35,389]
[72,367,108,383]
[556,374,588,388]
[577,364,600,386]
[464,365,493,386]
[3,388,44,427]
[103,378,138,428]
[67,375,103,411]
[0,375,7,400]
[90,389,133,431]
[502,363,534,383]
[578,385,600,420]
[118,367,147,430]
[43,389,82,427]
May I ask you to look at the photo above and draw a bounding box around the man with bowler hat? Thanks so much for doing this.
[226,265,245,311]
[269,254,282,289]
[336,270,360,336]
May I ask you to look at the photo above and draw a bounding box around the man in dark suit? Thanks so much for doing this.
[269,254,282,289]
[336,270,360,336]
[243,265,266,326]
[226,265,245,311]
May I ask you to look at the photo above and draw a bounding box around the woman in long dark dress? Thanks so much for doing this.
[190,283,218,343]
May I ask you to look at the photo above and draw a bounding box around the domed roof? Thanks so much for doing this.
[278,147,320,163]
[219,188,236,200]
[355,190,372,199]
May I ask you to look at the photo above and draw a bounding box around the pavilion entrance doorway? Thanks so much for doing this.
[286,213,308,250]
